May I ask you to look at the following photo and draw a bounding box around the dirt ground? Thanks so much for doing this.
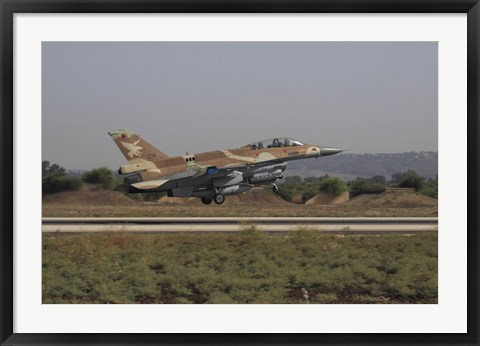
[42,188,438,217]
[347,189,437,208]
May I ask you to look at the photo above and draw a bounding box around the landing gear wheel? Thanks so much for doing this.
[272,184,279,193]
[201,197,213,205]
[213,193,225,205]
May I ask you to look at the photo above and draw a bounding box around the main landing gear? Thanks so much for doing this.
[272,183,279,193]
[201,194,225,205]
[213,193,225,205]
[201,197,213,205]
[201,188,225,205]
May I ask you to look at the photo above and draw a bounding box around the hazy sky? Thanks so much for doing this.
[42,42,438,170]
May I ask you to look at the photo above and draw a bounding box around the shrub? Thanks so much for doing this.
[302,190,317,202]
[420,178,438,198]
[319,178,347,196]
[43,233,438,304]
[82,167,116,190]
[397,170,426,191]
[42,174,82,195]
[277,188,295,202]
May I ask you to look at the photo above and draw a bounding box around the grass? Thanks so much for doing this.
[43,232,438,304]
[42,204,437,217]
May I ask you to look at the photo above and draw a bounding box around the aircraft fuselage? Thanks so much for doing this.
[121,143,321,192]
[109,129,344,204]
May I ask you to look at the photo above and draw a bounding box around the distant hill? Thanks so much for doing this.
[285,151,438,180]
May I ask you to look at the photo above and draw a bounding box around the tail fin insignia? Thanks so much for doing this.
[108,129,169,162]
[121,139,143,158]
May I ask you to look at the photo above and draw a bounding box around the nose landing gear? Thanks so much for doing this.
[272,183,279,193]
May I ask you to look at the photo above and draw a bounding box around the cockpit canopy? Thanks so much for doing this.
[244,138,305,150]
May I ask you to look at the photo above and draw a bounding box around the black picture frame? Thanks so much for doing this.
[1,1,478,345]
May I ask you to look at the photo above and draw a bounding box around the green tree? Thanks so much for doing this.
[348,177,386,197]
[419,177,438,198]
[348,177,368,191]
[391,172,408,184]
[397,170,426,191]
[319,177,347,196]
[42,160,65,178]
[42,161,82,195]
[82,167,116,190]
[369,175,386,185]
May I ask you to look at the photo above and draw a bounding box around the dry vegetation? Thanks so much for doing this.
[43,232,438,304]
[42,188,437,217]
[42,189,438,304]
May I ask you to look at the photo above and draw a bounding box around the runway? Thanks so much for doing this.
[42,217,438,235]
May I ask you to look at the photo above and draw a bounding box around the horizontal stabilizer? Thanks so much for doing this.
[132,179,169,190]
[114,184,128,193]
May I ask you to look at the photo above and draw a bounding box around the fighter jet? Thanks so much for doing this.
[109,129,345,205]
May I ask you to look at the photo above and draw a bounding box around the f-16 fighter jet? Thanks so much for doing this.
[109,129,345,205]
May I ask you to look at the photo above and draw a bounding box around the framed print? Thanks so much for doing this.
[1,0,479,345]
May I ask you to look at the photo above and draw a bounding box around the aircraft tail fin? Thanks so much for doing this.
[108,129,169,162]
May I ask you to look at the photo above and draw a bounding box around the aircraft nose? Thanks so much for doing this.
[320,147,345,156]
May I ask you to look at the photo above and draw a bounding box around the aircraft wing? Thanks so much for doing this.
[129,162,283,192]
[129,165,247,191]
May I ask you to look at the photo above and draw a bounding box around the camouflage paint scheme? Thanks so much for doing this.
[109,129,344,204]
